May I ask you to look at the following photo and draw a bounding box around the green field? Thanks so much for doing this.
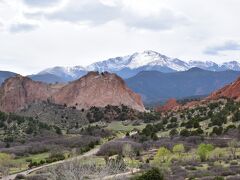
[9,153,50,174]
[106,121,146,133]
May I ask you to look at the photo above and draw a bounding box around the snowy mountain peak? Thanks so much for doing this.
[127,50,170,69]
[87,50,188,72]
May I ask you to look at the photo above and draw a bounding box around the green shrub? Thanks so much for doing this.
[197,143,214,162]
[46,153,65,163]
[166,122,178,129]
[170,117,177,123]
[212,126,223,135]
[134,168,164,180]
[154,147,171,163]
[151,133,158,141]
[169,129,178,137]
[54,126,62,135]
[180,129,190,137]
[230,160,238,166]
[232,111,240,122]
[39,160,46,165]
[213,177,224,180]
[172,144,185,156]
[225,124,236,133]
[28,161,38,168]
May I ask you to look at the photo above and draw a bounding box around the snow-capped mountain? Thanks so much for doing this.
[86,50,240,77]
[221,61,240,71]
[188,60,240,71]
[188,61,220,71]
[87,50,189,73]
[86,50,191,78]
[35,50,240,82]
[87,55,132,72]
[38,66,87,81]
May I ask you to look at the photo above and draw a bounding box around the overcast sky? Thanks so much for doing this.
[0,0,240,75]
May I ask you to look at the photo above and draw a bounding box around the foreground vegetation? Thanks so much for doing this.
[1,98,240,179]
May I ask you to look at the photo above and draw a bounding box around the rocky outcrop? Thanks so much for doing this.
[53,72,145,112]
[156,98,180,112]
[0,72,145,112]
[0,75,60,112]
[207,77,240,101]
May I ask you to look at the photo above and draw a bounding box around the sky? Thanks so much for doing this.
[0,0,240,75]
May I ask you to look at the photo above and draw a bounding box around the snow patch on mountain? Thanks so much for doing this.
[128,51,166,69]
[87,55,131,72]
[221,61,240,71]
[39,66,87,80]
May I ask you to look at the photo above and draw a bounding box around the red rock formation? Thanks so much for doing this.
[155,77,240,113]
[207,77,240,101]
[156,98,180,112]
[0,72,145,112]
[0,75,59,112]
[53,72,145,112]
[183,101,200,109]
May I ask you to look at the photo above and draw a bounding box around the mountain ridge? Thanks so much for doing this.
[126,68,240,102]
[37,50,240,81]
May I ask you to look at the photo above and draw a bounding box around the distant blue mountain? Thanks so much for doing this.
[126,68,240,103]
[28,73,66,84]
[0,71,17,84]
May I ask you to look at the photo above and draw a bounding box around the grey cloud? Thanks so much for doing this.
[123,9,189,30]
[46,0,120,25]
[25,0,189,30]
[0,25,4,32]
[24,12,45,19]
[204,41,240,55]
[23,0,61,7]
[9,23,38,33]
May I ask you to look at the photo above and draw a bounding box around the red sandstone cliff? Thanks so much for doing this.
[0,75,59,112]
[207,77,240,101]
[156,98,180,112]
[0,72,145,112]
[53,72,145,112]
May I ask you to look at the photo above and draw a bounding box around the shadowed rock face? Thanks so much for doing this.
[207,77,240,101]
[53,72,145,112]
[0,72,145,112]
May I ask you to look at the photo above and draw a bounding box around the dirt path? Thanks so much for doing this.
[2,147,100,180]
[101,168,140,180]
